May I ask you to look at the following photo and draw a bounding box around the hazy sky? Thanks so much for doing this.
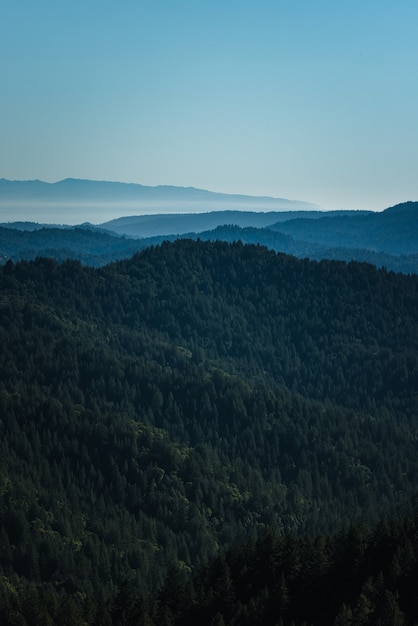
[2,0,418,211]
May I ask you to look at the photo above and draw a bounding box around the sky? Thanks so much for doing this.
[1,0,418,213]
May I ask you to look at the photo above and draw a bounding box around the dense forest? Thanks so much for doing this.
[2,221,418,274]
[0,225,157,267]
[1,240,418,623]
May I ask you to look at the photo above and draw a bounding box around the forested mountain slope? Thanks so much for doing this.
[272,201,418,255]
[0,224,154,266]
[2,218,418,274]
[1,240,418,622]
[197,224,418,274]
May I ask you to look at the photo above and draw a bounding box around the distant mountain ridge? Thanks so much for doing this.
[0,177,318,215]
[99,209,357,237]
[270,201,418,255]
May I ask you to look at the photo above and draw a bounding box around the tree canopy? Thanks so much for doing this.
[1,240,418,623]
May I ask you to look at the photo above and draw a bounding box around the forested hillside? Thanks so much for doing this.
[0,224,155,266]
[197,225,418,274]
[1,240,418,623]
[2,222,418,275]
[271,201,418,255]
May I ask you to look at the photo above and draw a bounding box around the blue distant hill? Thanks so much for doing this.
[269,201,418,255]
[0,177,318,223]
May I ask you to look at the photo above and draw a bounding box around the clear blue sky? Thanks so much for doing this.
[1,0,418,211]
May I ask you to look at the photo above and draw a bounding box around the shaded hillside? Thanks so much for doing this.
[123,517,418,625]
[198,225,418,274]
[0,225,153,266]
[271,201,418,255]
[1,240,418,620]
[3,218,418,275]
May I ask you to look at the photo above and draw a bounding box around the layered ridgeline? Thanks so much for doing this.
[2,200,418,274]
[1,240,418,623]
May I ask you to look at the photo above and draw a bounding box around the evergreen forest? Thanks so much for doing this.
[1,239,418,624]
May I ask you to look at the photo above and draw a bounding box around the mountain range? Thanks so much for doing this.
[98,208,354,237]
[0,178,318,221]
[1,178,418,274]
